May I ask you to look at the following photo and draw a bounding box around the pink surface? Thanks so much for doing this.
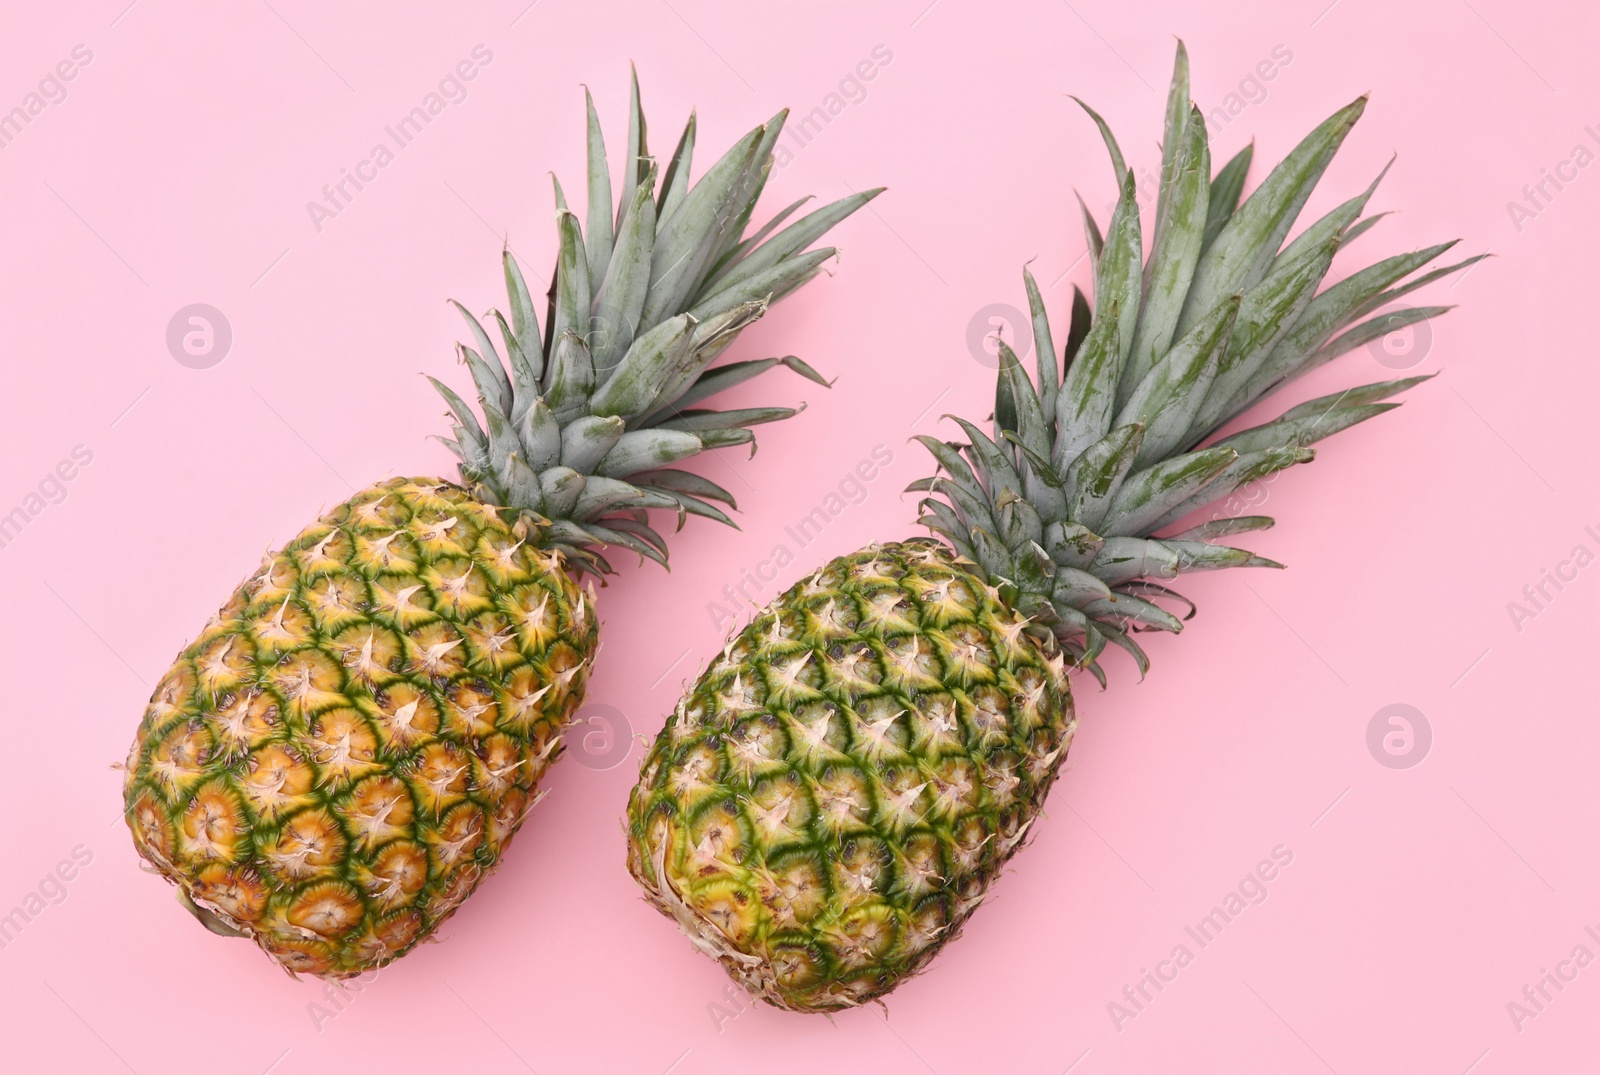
[1,1,1594,1072]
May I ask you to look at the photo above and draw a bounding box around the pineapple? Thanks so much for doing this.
[122,72,880,979]
[625,43,1479,1012]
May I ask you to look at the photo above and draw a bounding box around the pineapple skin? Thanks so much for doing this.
[123,477,596,978]
[625,540,1075,1011]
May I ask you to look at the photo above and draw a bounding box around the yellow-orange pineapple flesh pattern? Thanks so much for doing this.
[123,477,597,977]
[626,541,1075,1011]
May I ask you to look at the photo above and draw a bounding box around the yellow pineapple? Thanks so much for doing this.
[123,73,879,978]
[626,44,1477,1010]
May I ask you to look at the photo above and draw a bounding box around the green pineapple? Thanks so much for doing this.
[625,44,1477,1011]
[122,72,880,978]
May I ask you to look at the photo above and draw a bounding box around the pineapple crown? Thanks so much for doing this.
[435,68,881,576]
[914,42,1481,683]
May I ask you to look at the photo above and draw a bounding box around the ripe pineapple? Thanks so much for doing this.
[122,72,880,979]
[625,44,1478,1011]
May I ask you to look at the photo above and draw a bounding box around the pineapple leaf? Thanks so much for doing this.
[550,211,591,351]
[1215,403,1398,455]
[428,375,486,445]
[451,303,512,415]
[706,194,812,283]
[700,189,882,304]
[643,355,828,423]
[1071,95,1128,181]
[1103,445,1238,538]
[996,340,1052,463]
[1269,156,1390,277]
[1084,593,1185,634]
[517,397,563,471]
[633,468,737,508]
[1154,40,1191,226]
[591,163,660,380]
[481,401,525,486]
[537,467,587,519]
[1359,253,1487,317]
[1063,422,1144,532]
[1232,241,1458,409]
[951,417,1025,502]
[657,111,698,225]
[1281,374,1433,416]
[616,64,649,233]
[716,109,789,264]
[1098,623,1153,677]
[605,516,673,554]
[1089,536,1181,585]
[694,427,755,449]
[1096,169,1144,371]
[487,310,537,423]
[1162,540,1281,571]
[558,414,627,473]
[1342,211,1389,246]
[1124,102,1210,404]
[543,331,596,421]
[1168,515,1274,540]
[1202,142,1254,252]
[1062,284,1093,369]
[659,406,801,432]
[502,250,544,382]
[690,247,835,321]
[580,522,669,567]
[1190,235,1340,439]
[1118,293,1240,467]
[1181,96,1364,334]
[648,489,736,529]
[656,301,768,406]
[1304,304,1453,373]
[589,314,697,419]
[499,450,545,513]
[1148,445,1314,531]
[1051,566,1113,607]
[918,497,971,549]
[913,435,995,530]
[1076,192,1105,266]
[638,126,764,328]
[1054,298,1123,467]
[1024,267,1059,421]
[584,88,615,286]
[572,476,657,520]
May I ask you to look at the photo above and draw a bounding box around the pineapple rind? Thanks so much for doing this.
[124,478,597,978]
[626,541,1074,1011]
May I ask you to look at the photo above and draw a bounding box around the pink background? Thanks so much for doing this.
[1,1,1595,1071]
